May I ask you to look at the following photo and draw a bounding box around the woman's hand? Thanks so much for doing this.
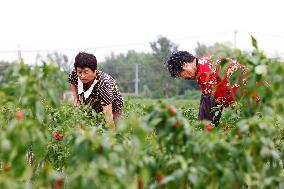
[73,99,80,107]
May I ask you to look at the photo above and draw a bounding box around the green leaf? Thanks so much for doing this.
[11,156,27,178]
[251,35,258,49]
[36,101,45,123]
[32,138,47,162]
[219,58,230,79]
[273,81,281,91]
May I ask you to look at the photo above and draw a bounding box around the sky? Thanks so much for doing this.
[0,0,284,64]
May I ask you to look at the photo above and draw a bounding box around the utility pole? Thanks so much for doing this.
[134,64,139,96]
[17,45,22,61]
[234,30,238,49]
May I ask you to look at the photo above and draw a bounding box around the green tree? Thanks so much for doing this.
[100,36,200,98]
[148,36,180,98]
[195,41,235,57]
[0,61,14,75]
[100,50,151,94]
[46,52,71,74]
[150,36,178,61]
[0,61,17,85]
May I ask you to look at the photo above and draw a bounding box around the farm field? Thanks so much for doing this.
[1,43,284,189]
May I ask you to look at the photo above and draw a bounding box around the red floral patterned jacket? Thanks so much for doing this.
[196,56,248,107]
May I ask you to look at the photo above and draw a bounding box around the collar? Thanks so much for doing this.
[78,79,98,99]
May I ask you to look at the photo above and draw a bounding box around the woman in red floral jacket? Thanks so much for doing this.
[165,51,248,125]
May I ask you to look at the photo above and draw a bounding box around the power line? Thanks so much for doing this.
[238,31,284,38]
[0,31,236,54]
[170,31,235,41]
[1,30,284,58]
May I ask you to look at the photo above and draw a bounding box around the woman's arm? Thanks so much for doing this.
[102,104,115,129]
[70,84,80,107]
[68,68,80,107]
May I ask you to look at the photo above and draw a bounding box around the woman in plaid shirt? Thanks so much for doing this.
[68,52,123,128]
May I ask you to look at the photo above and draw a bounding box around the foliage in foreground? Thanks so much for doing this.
[0,38,284,188]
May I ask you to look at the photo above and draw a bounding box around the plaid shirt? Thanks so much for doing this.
[68,69,123,113]
[197,56,248,107]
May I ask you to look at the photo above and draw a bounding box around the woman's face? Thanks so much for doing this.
[176,61,197,80]
[76,67,97,84]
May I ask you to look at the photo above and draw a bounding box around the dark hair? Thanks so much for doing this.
[74,52,97,71]
[165,51,196,77]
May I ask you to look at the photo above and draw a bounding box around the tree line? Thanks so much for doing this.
[0,36,241,98]
[99,36,237,98]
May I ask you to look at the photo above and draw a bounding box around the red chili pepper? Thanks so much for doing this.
[16,111,23,120]
[56,177,64,189]
[173,120,180,128]
[162,103,168,109]
[137,178,143,188]
[156,175,164,184]
[236,130,241,136]
[206,124,213,132]
[263,81,270,87]
[169,106,176,116]
[54,132,64,140]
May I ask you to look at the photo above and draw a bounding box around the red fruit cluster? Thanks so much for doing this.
[56,177,64,189]
[173,120,180,128]
[263,80,270,87]
[236,130,241,136]
[255,81,270,87]
[156,175,164,184]
[51,177,64,189]
[54,132,64,140]
[169,106,176,116]
[162,103,168,109]
[251,91,260,103]
[137,178,143,188]
[206,124,213,132]
[16,111,23,120]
